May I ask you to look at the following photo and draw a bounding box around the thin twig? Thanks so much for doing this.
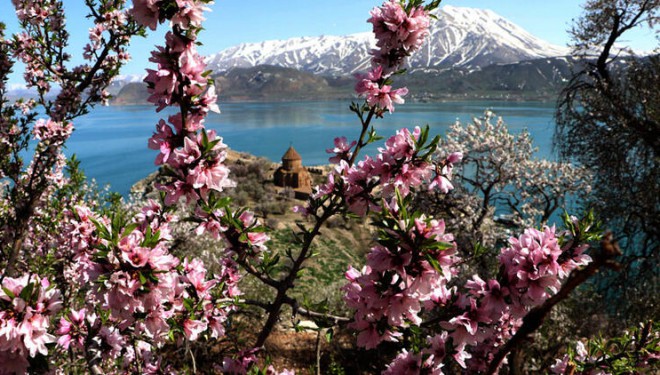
[187,341,197,374]
[315,328,322,375]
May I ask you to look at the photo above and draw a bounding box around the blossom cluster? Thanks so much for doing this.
[355,66,408,114]
[551,341,599,374]
[343,213,458,350]
[500,226,591,307]
[140,0,267,263]
[32,118,73,143]
[217,348,295,374]
[354,0,432,115]
[131,0,210,31]
[0,275,62,373]
[12,0,133,119]
[134,1,277,370]
[434,112,593,250]
[351,224,595,373]
[53,200,240,370]
[368,0,432,71]
[355,0,430,115]
[144,32,219,114]
[310,126,461,217]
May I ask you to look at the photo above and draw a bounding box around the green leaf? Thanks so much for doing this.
[122,223,139,236]
[325,328,334,343]
[19,282,35,302]
[201,129,209,149]
[416,125,429,149]
[2,287,15,299]
[183,298,194,311]
[427,241,454,252]
[395,188,408,219]
[138,272,148,285]
[424,252,443,275]
[89,216,110,239]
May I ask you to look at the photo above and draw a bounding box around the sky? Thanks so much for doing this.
[1,0,657,83]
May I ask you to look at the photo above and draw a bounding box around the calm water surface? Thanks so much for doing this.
[66,101,557,196]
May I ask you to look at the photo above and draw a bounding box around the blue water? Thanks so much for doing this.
[65,101,557,196]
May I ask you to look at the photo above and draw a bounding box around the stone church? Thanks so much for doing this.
[274,145,312,198]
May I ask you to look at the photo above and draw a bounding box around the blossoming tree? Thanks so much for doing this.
[0,0,657,374]
[414,111,592,257]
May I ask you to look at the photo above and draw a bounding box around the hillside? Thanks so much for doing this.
[399,57,575,101]
[131,150,373,304]
[111,57,575,104]
[212,65,348,101]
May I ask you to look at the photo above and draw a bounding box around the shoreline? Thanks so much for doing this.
[110,95,559,107]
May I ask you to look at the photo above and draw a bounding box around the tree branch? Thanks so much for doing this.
[486,234,622,374]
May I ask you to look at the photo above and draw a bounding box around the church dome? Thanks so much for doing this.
[282,146,302,161]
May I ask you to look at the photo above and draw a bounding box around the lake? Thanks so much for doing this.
[65,101,558,196]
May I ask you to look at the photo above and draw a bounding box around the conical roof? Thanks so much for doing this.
[282,146,302,161]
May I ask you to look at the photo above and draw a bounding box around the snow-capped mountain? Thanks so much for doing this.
[205,6,569,76]
[206,33,375,76]
[107,74,146,95]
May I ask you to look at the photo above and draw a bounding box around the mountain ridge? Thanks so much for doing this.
[110,5,578,104]
[205,5,569,76]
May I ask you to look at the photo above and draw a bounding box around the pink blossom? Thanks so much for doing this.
[382,127,419,160]
[425,332,448,364]
[365,84,408,114]
[122,246,151,268]
[187,141,233,192]
[355,66,384,95]
[148,245,180,271]
[162,175,200,205]
[428,174,454,193]
[368,0,431,71]
[148,119,176,165]
[354,319,401,349]
[198,84,221,114]
[311,171,337,200]
[500,226,564,307]
[20,311,56,357]
[447,151,463,164]
[195,215,227,239]
[387,293,422,326]
[178,42,206,84]
[144,44,179,112]
[130,0,160,30]
[220,348,258,374]
[183,318,208,341]
[99,326,124,359]
[239,211,269,251]
[32,118,73,141]
[171,0,210,30]
[173,135,202,166]
[452,343,473,369]
[186,269,217,296]
[56,308,87,350]
[326,136,357,163]
[88,24,105,50]
[383,350,421,375]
